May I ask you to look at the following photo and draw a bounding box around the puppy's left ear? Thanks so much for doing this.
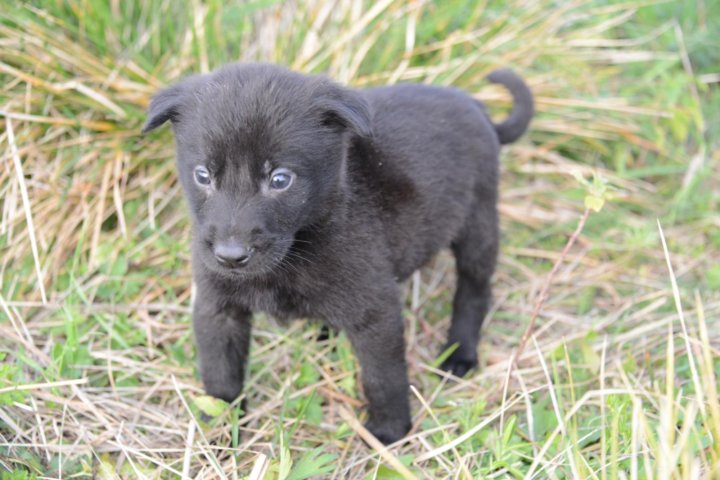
[142,83,185,133]
[315,84,372,138]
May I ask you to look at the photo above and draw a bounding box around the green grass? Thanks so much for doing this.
[1,0,718,478]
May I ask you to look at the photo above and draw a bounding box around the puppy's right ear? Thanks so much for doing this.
[142,84,185,133]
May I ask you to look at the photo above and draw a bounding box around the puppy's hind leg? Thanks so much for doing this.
[440,200,498,377]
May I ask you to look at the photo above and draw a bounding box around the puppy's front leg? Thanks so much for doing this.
[193,290,252,404]
[346,306,411,445]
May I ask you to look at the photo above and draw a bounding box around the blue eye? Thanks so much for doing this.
[194,166,211,186]
[269,169,294,190]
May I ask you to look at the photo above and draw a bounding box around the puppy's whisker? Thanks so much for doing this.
[284,250,317,266]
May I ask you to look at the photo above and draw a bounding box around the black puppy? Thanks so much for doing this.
[143,63,532,444]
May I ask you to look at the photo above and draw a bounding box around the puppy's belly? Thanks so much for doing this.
[385,196,474,280]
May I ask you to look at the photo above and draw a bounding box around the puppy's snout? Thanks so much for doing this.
[214,242,253,268]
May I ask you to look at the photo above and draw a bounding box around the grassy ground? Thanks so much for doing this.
[1,0,719,478]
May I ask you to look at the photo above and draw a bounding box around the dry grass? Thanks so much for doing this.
[1,0,718,478]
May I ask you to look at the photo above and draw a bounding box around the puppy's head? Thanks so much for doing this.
[143,63,371,277]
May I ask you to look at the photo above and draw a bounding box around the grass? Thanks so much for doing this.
[1,0,718,478]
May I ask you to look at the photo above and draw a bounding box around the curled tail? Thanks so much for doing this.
[485,69,534,144]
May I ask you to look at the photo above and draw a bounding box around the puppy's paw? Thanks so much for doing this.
[365,417,411,445]
[439,351,477,378]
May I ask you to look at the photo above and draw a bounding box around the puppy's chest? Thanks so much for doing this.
[238,280,319,321]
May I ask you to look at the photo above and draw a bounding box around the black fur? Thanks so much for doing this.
[143,63,533,444]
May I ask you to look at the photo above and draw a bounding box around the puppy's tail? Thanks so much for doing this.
[485,69,534,145]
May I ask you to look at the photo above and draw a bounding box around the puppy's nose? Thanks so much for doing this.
[214,242,252,268]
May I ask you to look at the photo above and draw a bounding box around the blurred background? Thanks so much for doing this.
[1,1,718,478]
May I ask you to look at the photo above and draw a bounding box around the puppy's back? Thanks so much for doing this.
[351,85,501,279]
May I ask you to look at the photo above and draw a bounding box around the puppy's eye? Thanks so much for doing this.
[269,168,294,191]
[194,166,211,186]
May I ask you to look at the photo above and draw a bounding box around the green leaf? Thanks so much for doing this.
[591,172,608,195]
[571,170,590,186]
[373,457,417,480]
[501,415,517,448]
[375,465,406,480]
[577,286,597,315]
[193,395,228,418]
[286,448,337,480]
[97,453,121,479]
[579,337,601,373]
[277,443,293,480]
[584,195,605,212]
[296,361,320,387]
[707,265,720,289]
[433,342,459,368]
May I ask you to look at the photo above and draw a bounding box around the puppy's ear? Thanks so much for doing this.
[315,84,372,138]
[142,83,186,133]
